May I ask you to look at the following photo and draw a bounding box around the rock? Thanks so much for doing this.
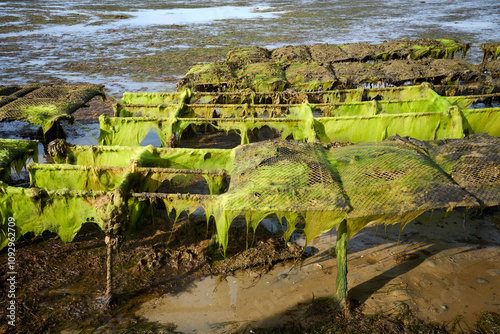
[476,277,490,284]
[487,269,500,276]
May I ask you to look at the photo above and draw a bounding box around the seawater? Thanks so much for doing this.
[0,0,499,93]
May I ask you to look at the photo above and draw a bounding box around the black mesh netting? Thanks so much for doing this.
[426,133,500,206]
[226,140,350,213]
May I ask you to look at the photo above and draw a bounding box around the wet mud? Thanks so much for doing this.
[0,211,303,333]
[137,209,500,333]
[0,205,498,333]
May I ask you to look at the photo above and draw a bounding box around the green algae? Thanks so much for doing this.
[22,104,72,133]
[28,163,127,191]
[0,185,147,249]
[462,107,500,137]
[0,139,38,183]
[110,85,466,147]
[33,161,228,196]
[320,95,453,117]
[121,89,192,105]
[335,219,348,306]
[182,63,235,88]
[101,103,469,147]
[214,117,313,145]
[99,115,195,147]
[161,195,207,225]
[0,184,105,249]
[408,39,469,60]
[276,211,302,244]
[50,143,148,167]
[99,116,168,147]
[123,168,227,194]
[326,140,479,239]
[206,141,351,253]
[285,62,335,91]
[141,147,234,171]
[46,140,232,196]
[443,95,478,109]
[203,173,228,195]
[51,142,235,171]
[238,62,287,92]
[319,106,465,143]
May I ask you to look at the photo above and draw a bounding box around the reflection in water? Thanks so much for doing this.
[1,6,285,38]
[125,6,285,26]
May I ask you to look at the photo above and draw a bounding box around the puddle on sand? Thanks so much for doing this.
[124,6,285,27]
[136,209,500,333]
[137,260,331,333]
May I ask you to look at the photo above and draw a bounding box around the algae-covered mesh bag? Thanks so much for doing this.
[215,140,351,247]
[0,85,103,119]
[325,139,480,238]
[427,134,500,207]
[226,140,349,213]
[0,84,104,135]
[216,138,489,247]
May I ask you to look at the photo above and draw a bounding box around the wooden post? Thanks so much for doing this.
[97,188,127,308]
[105,235,115,298]
[96,234,116,308]
[336,219,349,311]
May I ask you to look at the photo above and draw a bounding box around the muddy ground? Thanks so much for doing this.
[0,99,499,333]
[0,211,302,334]
[0,196,499,333]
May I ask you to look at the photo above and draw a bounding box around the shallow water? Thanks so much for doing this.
[1,0,499,95]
